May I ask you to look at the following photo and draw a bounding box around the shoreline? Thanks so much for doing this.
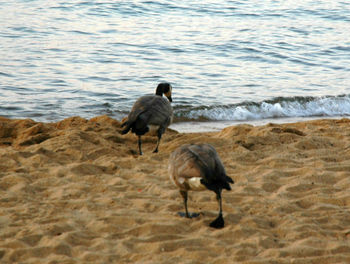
[170,116,346,133]
[1,115,350,263]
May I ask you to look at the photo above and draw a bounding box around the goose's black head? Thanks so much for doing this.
[156,83,172,102]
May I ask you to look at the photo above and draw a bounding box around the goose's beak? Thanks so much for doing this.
[167,95,172,102]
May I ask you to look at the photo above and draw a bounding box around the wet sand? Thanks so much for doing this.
[0,115,350,263]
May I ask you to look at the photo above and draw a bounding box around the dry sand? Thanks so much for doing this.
[0,115,350,263]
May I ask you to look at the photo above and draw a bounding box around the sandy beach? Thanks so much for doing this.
[0,115,350,263]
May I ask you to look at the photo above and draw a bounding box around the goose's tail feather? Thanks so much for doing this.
[222,175,234,191]
[121,121,131,134]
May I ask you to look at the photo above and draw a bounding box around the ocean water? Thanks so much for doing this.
[1,0,350,130]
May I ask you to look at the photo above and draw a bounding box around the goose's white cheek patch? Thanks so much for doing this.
[187,177,206,191]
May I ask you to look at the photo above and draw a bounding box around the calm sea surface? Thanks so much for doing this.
[1,1,350,130]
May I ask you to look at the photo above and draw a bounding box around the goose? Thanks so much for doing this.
[168,143,234,228]
[121,83,173,155]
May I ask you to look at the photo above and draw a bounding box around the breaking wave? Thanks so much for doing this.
[174,95,350,122]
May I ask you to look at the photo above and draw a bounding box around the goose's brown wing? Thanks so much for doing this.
[186,144,233,191]
[128,95,172,124]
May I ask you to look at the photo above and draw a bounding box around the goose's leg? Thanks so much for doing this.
[209,190,225,229]
[138,136,143,155]
[153,136,161,153]
[181,190,189,218]
[153,128,164,153]
[178,190,200,218]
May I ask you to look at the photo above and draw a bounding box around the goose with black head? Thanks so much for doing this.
[121,83,173,155]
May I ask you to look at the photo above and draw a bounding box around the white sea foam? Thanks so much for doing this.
[181,96,350,121]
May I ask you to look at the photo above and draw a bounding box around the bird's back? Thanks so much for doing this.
[169,144,233,191]
[128,95,173,125]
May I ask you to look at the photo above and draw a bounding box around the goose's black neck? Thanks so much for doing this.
[155,89,163,96]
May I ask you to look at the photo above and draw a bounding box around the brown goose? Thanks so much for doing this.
[121,83,173,155]
[168,143,234,228]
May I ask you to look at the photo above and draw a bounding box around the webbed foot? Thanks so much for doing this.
[209,213,224,229]
[177,212,200,218]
